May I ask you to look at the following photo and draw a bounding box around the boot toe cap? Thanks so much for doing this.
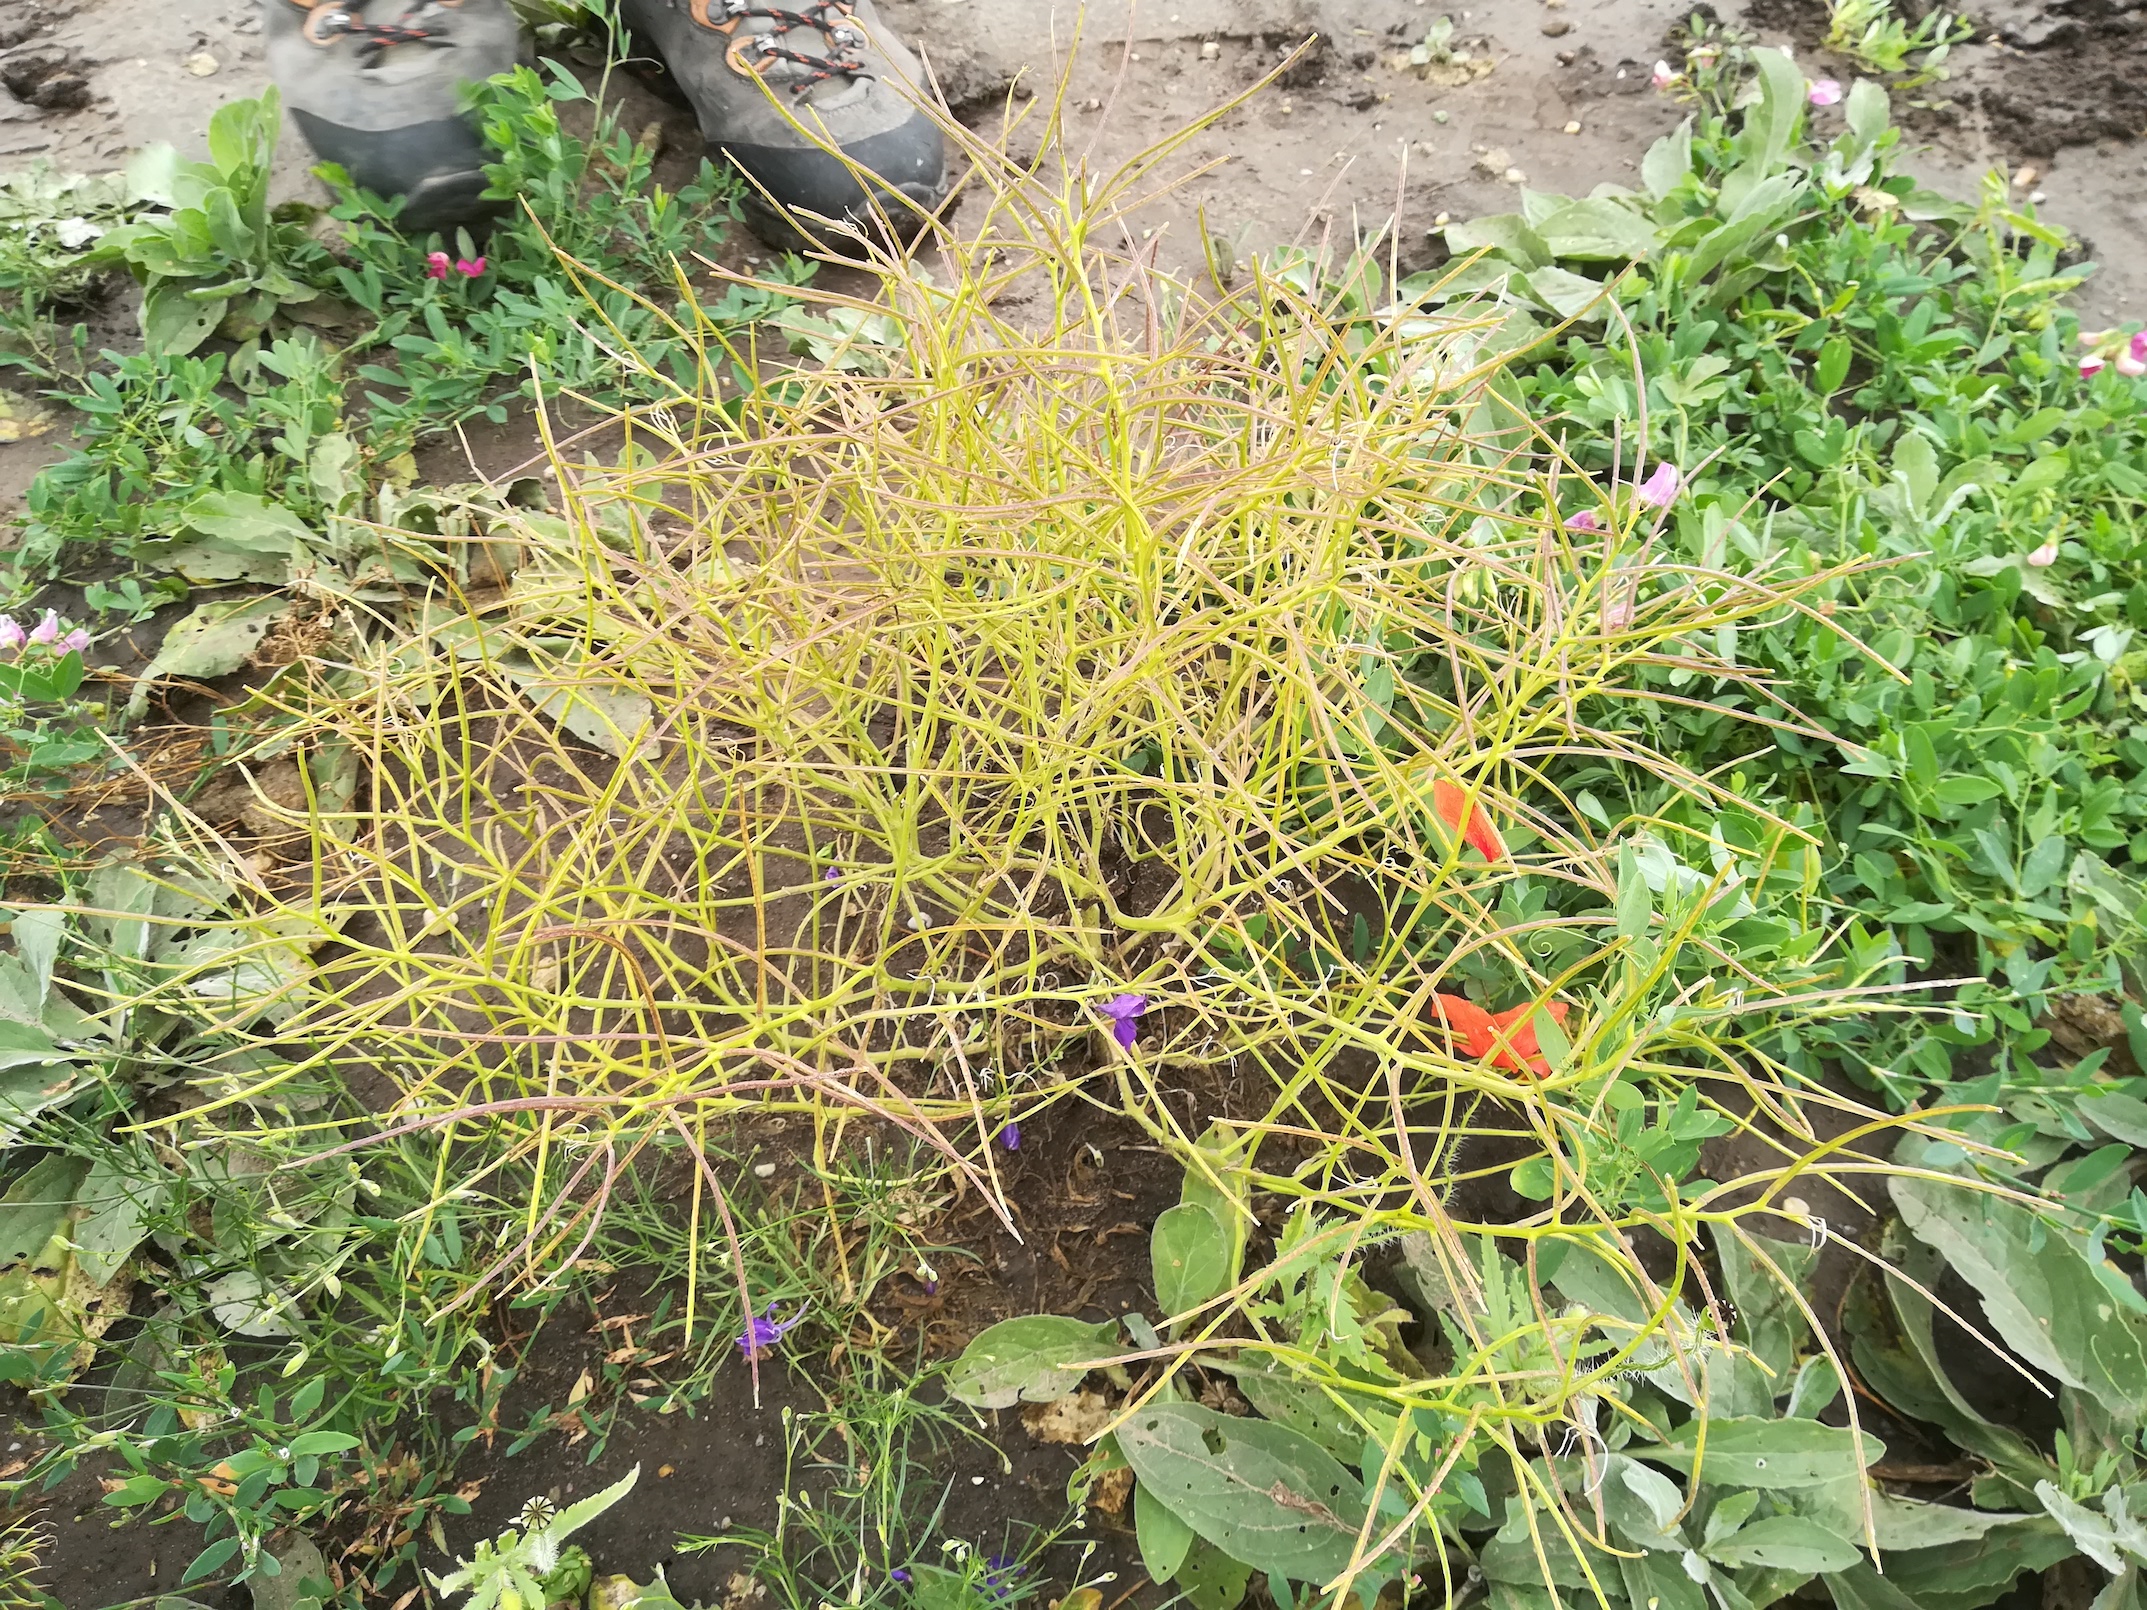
[722,109,945,251]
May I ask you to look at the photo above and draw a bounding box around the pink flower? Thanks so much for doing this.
[0,618,21,652]
[1096,993,1148,1049]
[2026,541,2059,567]
[425,251,451,279]
[1602,596,1634,631]
[1564,508,1604,532]
[2119,345,2147,379]
[1651,59,1677,89]
[2130,331,2147,361]
[1807,79,1843,107]
[2082,354,2107,378]
[1636,462,1682,507]
[26,611,60,647]
[455,256,486,278]
[59,628,91,654]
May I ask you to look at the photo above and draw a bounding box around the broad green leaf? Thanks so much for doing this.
[497,658,654,761]
[250,1532,328,1610]
[1703,1514,1859,1573]
[1845,79,1889,149]
[1175,1538,1251,1610]
[1221,1360,1399,1463]
[1639,1415,1880,1489]
[1152,1202,1232,1322]
[1444,214,1552,270]
[1642,120,1694,202]
[1518,265,1609,320]
[1177,1123,1252,1289]
[1891,1159,2147,1419]
[2036,1482,2147,1574]
[71,1156,165,1287]
[943,1316,1119,1408]
[0,1155,89,1266]
[2080,1090,2147,1148]
[1879,1517,2076,1610]
[1534,198,1661,261]
[1622,1549,1706,1610]
[1737,48,1810,178]
[1711,1224,1814,1385]
[129,596,293,719]
[1135,1479,1196,1582]
[1603,1456,1685,1551]
[141,277,224,356]
[1116,1403,1371,1584]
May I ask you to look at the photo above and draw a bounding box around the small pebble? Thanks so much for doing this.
[1563,120,1582,134]
[183,51,219,76]
[1199,39,1218,59]
[753,1161,777,1179]
[2013,164,2039,188]
[1433,108,1449,123]
[1504,166,1527,183]
[1542,19,1570,35]
[2029,189,2047,203]
[1300,168,1313,176]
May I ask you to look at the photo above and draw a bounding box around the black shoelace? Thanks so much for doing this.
[308,2,455,67]
[718,0,871,95]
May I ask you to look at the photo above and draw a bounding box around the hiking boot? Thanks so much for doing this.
[265,0,522,232]
[612,0,945,252]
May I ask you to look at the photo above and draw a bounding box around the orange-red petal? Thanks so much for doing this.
[1432,779,1508,862]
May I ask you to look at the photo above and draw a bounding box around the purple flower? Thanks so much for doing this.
[1096,992,1148,1049]
[1563,508,1603,533]
[27,611,60,647]
[0,618,21,652]
[1636,462,1681,507]
[891,1571,912,1584]
[824,867,840,882]
[736,1301,804,1362]
[59,628,91,654]
[1806,78,1843,107]
[424,251,451,280]
[997,1122,1021,1151]
[983,1558,1024,1601]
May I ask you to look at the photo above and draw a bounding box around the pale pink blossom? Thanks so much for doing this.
[1564,508,1604,532]
[2119,342,2147,379]
[425,251,451,279]
[1651,59,1677,89]
[60,628,91,654]
[2026,541,2060,567]
[2082,354,2107,378]
[1602,596,1634,631]
[0,618,21,652]
[1807,79,1843,106]
[26,611,60,646]
[1636,462,1682,507]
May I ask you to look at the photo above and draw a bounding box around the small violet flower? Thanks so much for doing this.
[1651,59,1677,89]
[2026,540,2060,567]
[0,617,21,652]
[59,628,91,654]
[1563,507,1604,533]
[455,256,487,278]
[1096,992,1148,1049]
[891,1571,912,1584]
[425,251,452,279]
[1636,461,1682,507]
[1806,78,1843,107]
[736,1300,805,1362]
[997,1122,1021,1151]
[27,610,60,647]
